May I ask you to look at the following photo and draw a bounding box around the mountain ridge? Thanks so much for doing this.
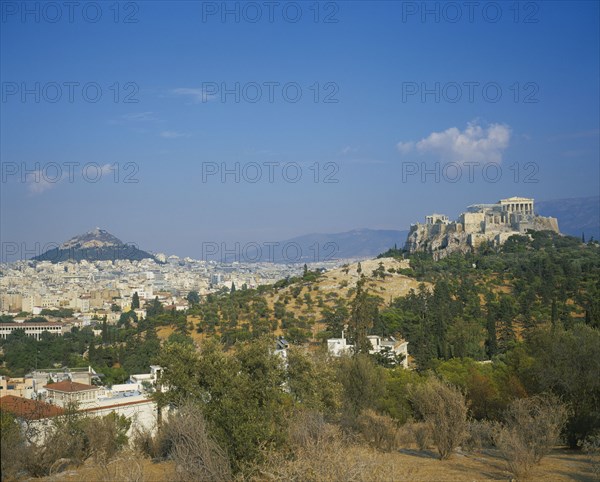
[536,196,599,241]
[33,228,157,263]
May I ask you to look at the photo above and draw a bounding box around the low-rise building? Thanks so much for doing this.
[327,336,354,357]
[367,335,409,368]
[327,334,409,368]
[44,381,102,408]
[129,365,164,394]
[0,322,63,340]
[0,376,35,398]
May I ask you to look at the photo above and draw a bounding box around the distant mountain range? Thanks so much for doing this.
[537,196,600,241]
[269,228,409,263]
[30,196,598,265]
[33,228,157,263]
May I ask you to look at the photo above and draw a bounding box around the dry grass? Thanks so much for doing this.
[34,445,595,481]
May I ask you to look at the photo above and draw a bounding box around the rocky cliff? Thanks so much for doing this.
[404,200,560,259]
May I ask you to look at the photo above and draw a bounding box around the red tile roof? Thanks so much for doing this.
[44,381,98,393]
[0,395,64,420]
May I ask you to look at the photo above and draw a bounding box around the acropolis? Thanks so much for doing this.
[405,197,560,258]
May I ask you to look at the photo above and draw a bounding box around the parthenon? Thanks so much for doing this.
[498,197,534,215]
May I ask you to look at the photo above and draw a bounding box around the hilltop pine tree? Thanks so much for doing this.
[348,276,377,354]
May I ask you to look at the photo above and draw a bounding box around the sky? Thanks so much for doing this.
[1,0,599,259]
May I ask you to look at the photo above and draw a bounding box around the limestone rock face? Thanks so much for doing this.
[404,197,560,259]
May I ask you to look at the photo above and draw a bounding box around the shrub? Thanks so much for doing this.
[13,405,132,478]
[409,378,468,459]
[288,410,328,449]
[409,422,430,451]
[1,410,27,481]
[82,412,131,462]
[157,403,231,481]
[581,432,600,481]
[494,394,569,479]
[261,421,397,482]
[355,410,398,452]
[462,420,497,452]
[338,354,385,422]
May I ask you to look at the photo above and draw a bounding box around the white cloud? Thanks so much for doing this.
[27,171,60,194]
[340,146,358,155]
[172,87,216,103]
[397,121,511,163]
[121,112,158,122]
[109,112,159,125]
[160,130,188,139]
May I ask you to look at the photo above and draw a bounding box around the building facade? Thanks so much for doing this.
[0,322,63,340]
[44,381,101,408]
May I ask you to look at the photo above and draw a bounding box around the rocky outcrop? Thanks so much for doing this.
[404,198,560,259]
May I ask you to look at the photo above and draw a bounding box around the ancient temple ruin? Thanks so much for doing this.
[405,197,560,258]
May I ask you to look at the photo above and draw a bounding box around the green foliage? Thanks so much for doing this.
[40,308,74,318]
[1,326,95,376]
[376,367,423,423]
[432,357,526,420]
[146,296,164,317]
[338,354,385,420]
[1,409,26,480]
[186,290,200,306]
[347,276,380,355]
[131,291,140,310]
[156,337,289,473]
[286,347,341,414]
[510,324,600,447]
[320,301,349,338]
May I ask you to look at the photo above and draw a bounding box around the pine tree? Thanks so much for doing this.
[497,296,516,351]
[485,294,498,358]
[88,341,97,364]
[551,298,559,329]
[131,291,140,310]
[101,319,108,343]
[348,276,377,355]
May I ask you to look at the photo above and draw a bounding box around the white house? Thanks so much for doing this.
[327,336,354,357]
[327,334,409,368]
[367,335,409,368]
[129,365,163,392]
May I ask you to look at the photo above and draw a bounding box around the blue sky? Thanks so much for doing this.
[1,0,599,258]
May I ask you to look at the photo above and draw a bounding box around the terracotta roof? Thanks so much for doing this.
[44,381,98,393]
[0,395,64,420]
